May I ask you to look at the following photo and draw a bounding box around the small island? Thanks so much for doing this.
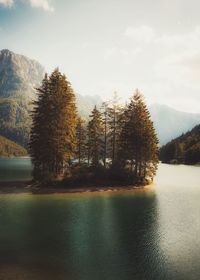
[28,69,159,192]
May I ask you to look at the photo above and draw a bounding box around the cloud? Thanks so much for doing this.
[0,0,13,7]
[124,25,200,112]
[155,50,200,91]
[125,25,155,43]
[29,0,54,12]
[0,0,54,11]
[154,26,200,87]
[156,26,200,51]
[103,46,141,60]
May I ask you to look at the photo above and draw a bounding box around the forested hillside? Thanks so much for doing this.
[160,124,200,165]
[0,49,45,147]
[0,135,27,157]
[149,104,200,145]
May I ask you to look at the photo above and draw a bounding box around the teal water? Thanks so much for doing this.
[0,157,32,181]
[0,160,200,279]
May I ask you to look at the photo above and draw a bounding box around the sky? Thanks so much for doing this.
[0,0,200,113]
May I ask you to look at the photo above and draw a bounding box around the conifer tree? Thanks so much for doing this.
[101,102,109,167]
[107,92,121,165]
[30,73,52,180]
[49,69,77,176]
[76,117,87,164]
[30,69,77,181]
[119,90,159,182]
[87,106,103,168]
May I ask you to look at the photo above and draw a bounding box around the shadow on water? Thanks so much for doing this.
[0,158,32,182]
[0,191,166,280]
[0,195,74,279]
[65,192,167,280]
[0,188,185,280]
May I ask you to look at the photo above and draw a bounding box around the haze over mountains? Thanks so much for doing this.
[0,49,199,148]
[149,104,200,145]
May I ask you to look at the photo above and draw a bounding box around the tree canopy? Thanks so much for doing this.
[30,69,77,181]
[30,74,159,185]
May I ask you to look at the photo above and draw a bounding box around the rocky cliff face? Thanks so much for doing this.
[0,49,45,146]
[0,49,44,98]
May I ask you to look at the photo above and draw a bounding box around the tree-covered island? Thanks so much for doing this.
[30,69,159,189]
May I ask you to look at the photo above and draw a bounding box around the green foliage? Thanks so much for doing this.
[84,90,159,184]
[0,97,31,147]
[160,124,200,165]
[0,135,27,157]
[76,117,87,164]
[30,75,158,185]
[30,69,77,181]
[118,90,159,182]
[107,92,122,165]
[87,106,103,167]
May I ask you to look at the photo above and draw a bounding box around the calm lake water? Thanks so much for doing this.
[0,159,200,280]
[0,157,32,181]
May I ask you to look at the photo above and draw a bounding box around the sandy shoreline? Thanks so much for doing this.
[0,181,152,194]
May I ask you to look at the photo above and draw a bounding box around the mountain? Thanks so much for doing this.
[76,93,102,120]
[1,49,199,148]
[160,124,200,165]
[0,49,45,147]
[0,49,101,147]
[149,104,200,145]
[0,135,27,157]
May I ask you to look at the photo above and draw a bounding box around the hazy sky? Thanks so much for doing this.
[0,0,200,113]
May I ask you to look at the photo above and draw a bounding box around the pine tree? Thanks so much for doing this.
[107,92,121,165]
[76,117,87,165]
[30,69,77,181]
[119,90,159,183]
[30,73,52,180]
[101,102,109,167]
[87,106,103,168]
[49,69,77,176]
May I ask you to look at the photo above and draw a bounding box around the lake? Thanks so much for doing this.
[0,159,200,279]
[0,157,32,181]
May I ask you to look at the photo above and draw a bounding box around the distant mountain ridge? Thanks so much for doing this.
[0,49,200,148]
[149,104,200,145]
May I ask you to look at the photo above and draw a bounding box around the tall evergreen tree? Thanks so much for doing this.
[101,102,109,167]
[30,73,52,180]
[87,106,103,168]
[119,90,159,182]
[76,117,87,164]
[30,69,77,181]
[107,92,121,165]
